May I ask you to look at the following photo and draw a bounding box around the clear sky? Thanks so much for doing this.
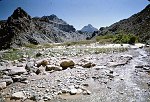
[0,0,149,30]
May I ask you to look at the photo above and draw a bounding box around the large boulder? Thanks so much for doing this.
[60,59,75,69]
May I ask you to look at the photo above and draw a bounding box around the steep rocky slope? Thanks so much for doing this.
[95,4,150,42]
[0,7,87,50]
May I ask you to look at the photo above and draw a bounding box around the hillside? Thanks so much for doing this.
[0,7,87,50]
[95,4,150,43]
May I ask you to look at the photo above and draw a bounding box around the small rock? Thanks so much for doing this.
[121,54,133,59]
[11,92,26,99]
[43,95,51,101]
[0,82,6,90]
[70,89,78,95]
[0,76,13,85]
[60,59,75,69]
[82,83,89,87]
[135,65,144,68]
[76,89,83,94]
[109,70,113,74]
[25,62,35,72]
[12,75,27,82]
[8,66,27,75]
[36,52,43,57]
[83,90,91,95]
[61,88,69,93]
[82,62,96,68]
[46,65,62,71]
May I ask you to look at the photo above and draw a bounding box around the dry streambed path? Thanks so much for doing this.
[0,45,150,102]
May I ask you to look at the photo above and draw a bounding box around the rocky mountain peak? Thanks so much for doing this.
[81,24,98,33]
[8,7,31,21]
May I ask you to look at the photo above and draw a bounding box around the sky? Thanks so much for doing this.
[0,0,149,30]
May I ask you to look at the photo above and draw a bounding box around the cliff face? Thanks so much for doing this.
[0,7,87,50]
[96,4,150,42]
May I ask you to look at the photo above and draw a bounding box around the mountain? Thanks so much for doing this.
[94,4,150,43]
[80,24,98,33]
[0,7,87,50]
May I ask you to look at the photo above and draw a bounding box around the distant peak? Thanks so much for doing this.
[81,24,98,33]
[87,24,92,26]
[50,14,57,18]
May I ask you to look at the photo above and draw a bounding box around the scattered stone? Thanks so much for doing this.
[70,88,78,95]
[43,95,51,101]
[0,76,13,85]
[143,67,149,70]
[61,88,68,93]
[18,58,26,62]
[36,69,41,75]
[60,59,75,69]
[46,65,62,71]
[11,92,26,99]
[107,87,111,89]
[82,62,96,68]
[12,75,27,82]
[107,62,126,67]
[83,90,91,95]
[0,82,6,90]
[36,52,43,57]
[107,74,114,78]
[135,65,144,68]
[110,70,113,74]
[76,89,83,94]
[121,54,133,59]
[8,66,27,75]
[21,80,29,84]
[17,63,24,67]
[25,62,35,72]
[82,83,89,87]
[37,60,49,67]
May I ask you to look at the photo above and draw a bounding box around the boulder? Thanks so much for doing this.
[70,88,78,95]
[8,66,26,75]
[25,62,35,72]
[0,82,6,90]
[60,59,75,69]
[11,92,26,99]
[0,75,13,85]
[46,65,62,71]
[36,60,49,67]
[83,90,91,95]
[12,75,27,82]
[82,62,96,68]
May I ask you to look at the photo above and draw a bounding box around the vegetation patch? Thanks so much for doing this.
[96,32,138,44]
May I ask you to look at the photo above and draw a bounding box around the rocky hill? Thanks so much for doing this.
[0,7,87,50]
[95,4,150,43]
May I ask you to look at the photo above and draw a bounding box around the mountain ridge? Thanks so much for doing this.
[0,7,88,50]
